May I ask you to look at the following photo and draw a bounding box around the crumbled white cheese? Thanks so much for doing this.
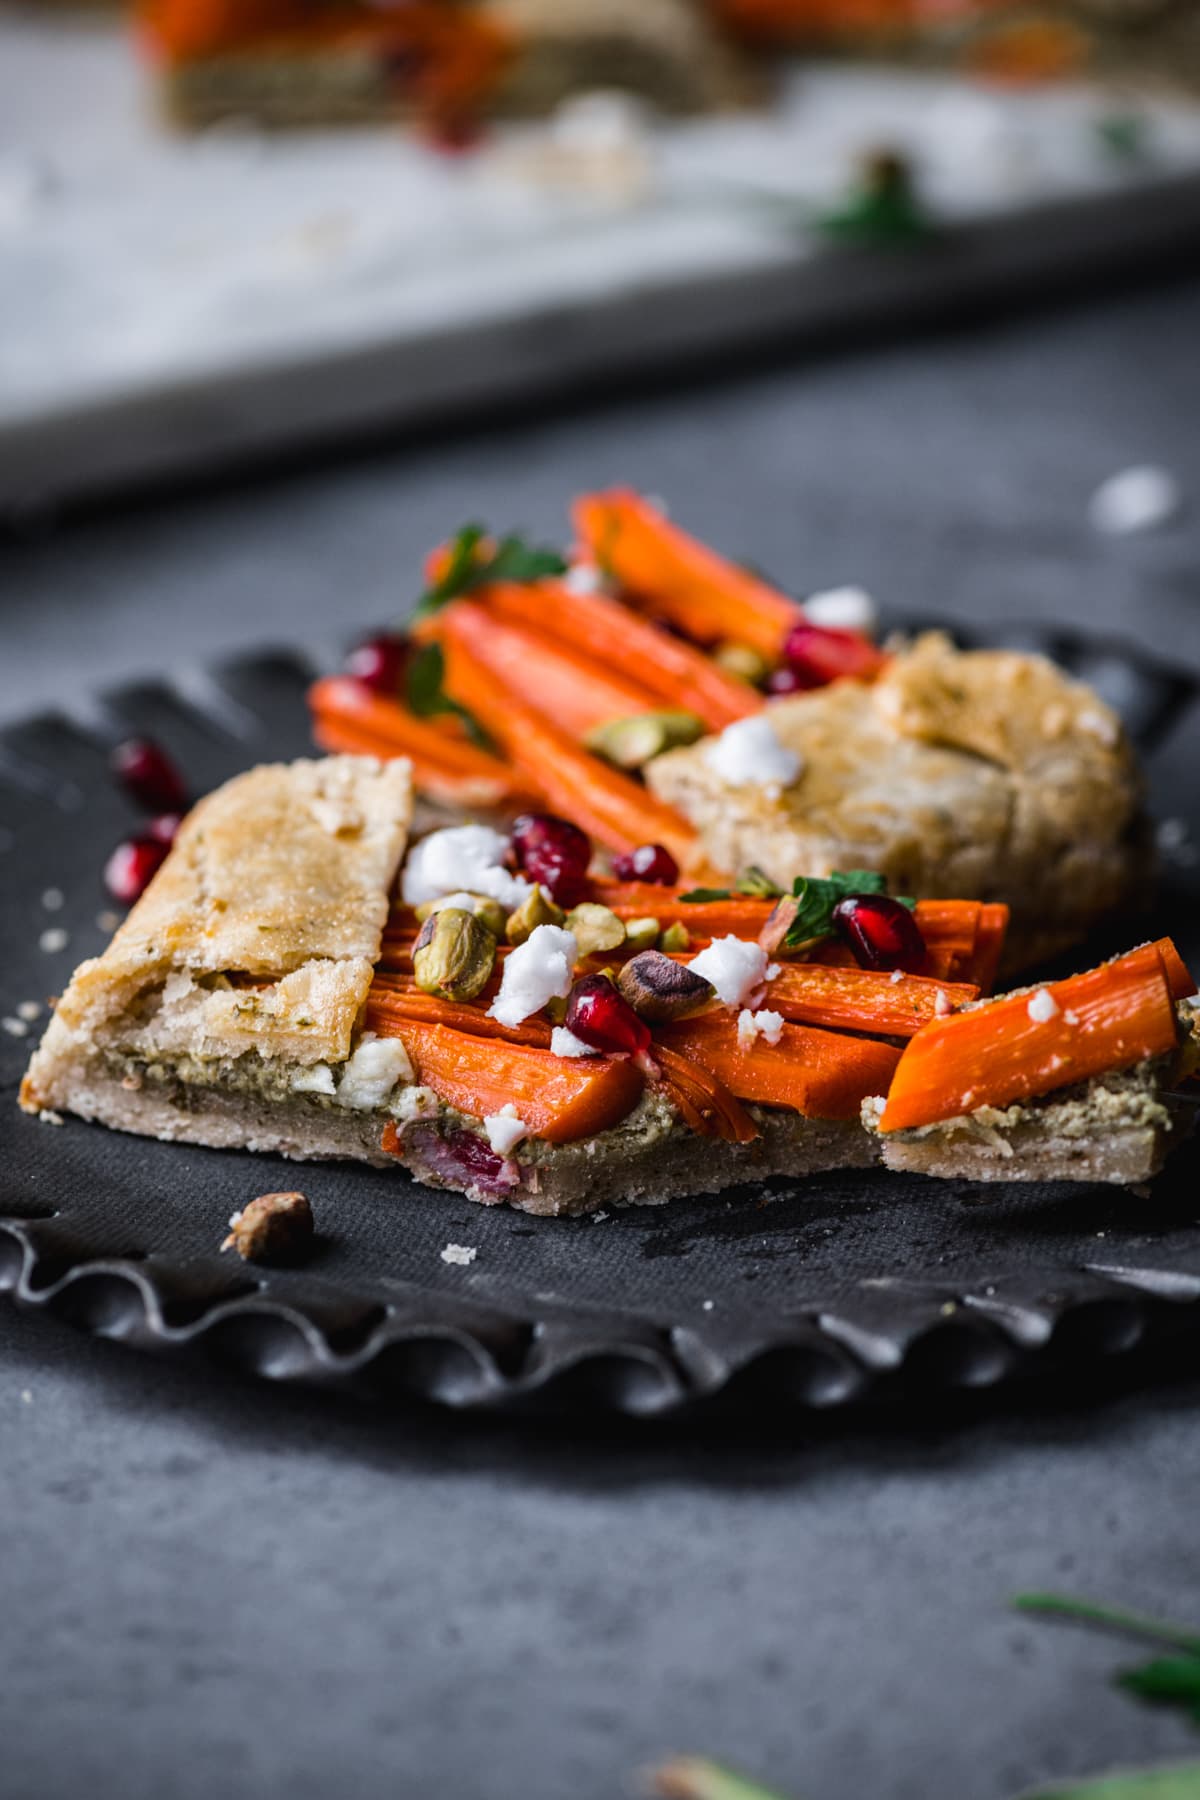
[1027,987,1061,1024]
[489,925,577,1028]
[292,1064,336,1096]
[38,928,68,954]
[889,969,904,985]
[401,825,530,911]
[563,561,605,595]
[688,936,769,1008]
[41,887,64,912]
[804,585,879,637]
[390,1084,440,1124]
[1064,1009,1080,1026]
[16,1001,42,1022]
[38,1109,64,1126]
[702,716,802,789]
[1,1017,29,1038]
[484,1106,528,1155]
[934,990,953,1017]
[551,1024,600,1058]
[441,1243,477,1267]
[420,891,482,917]
[1089,465,1179,535]
[737,1007,784,1047]
[336,1034,414,1109]
[765,963,781,982]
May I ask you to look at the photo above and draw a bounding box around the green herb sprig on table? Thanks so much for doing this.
[414,523,567,620]
[1016,1593,1200,1726]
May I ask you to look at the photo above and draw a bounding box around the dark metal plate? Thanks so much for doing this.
[3,630,1200,1418]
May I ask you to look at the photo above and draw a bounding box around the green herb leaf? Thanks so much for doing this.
[650,1757,797,1800]
[1016,1762,1200,1799]
[1014,1595,1200,1656]
[784,870,896,949]
[1120,1657,1200,1716]
[405,642,491,749]
[678,888,733,904]
[414,524,566,619]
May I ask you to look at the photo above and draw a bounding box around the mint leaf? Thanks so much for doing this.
[1016,1764,1200,1799]
[414,524,566,619]
[405,642,490,749]
[679,888,733,904]
[784,871,893,949]
[1120,1657,1200,1718]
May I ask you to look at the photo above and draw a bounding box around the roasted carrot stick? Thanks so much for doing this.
[366,987,549,1048]
[369,1020,645,1144]
[478,581,762,731]
[659,1014,902,1121]
[653,1044,759,1143]
[423,599,663,738]
[436,615,703,865]
[601,890,773,938]
[573,489,801,660]
[309,675,526,808]
[1155,935,1197,1001]
[964,903,1009,994]
[765,964,979,1038]
[878,943,1182,1133]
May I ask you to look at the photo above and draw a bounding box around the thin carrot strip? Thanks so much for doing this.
[653,1044,759,1143]
[366,990,549,1048]
[878,943,1181,1133]
[423,599,663,738]
[436,616,703,865]
[367,1020,644,1144]
[573,489,801,660]
[765,964,979,1039]
[967,904,1010,994]
[479,580,762,731]
[1154,935,1197,1001]
[659,1013,902,1121]
[309,676,527,808]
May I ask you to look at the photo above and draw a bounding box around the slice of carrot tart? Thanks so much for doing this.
[19,755,1196,1213]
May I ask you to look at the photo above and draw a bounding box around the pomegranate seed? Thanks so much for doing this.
[783,623,887,689]
[111,738,187,813]
[612,843,679,886]
[565,975,652,1058]
[104,836,169,905]
[510,813,592,906]
[766,666,809,696]
[345,633,408,695]
[833,893,926,973]
[147,812,183,845]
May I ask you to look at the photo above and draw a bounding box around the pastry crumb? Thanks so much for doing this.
[222,1191,314,1264]
[16,1000,42,1022]
[41,887,64,912]
[38,1108,64,1126]
[1,1017,29,1038]
[38,928,69,954]
[96,910,121,933]
[440,1243,477,1267]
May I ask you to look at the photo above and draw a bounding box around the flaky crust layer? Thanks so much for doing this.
[22,756,413,1109]
[647,634,1143,970]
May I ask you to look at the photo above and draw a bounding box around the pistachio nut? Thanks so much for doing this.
[758,895,812,958]
[585,709,706,772]
[659,922,691,954]
[713,642,771,686]
[505,884,566,945]
[617,951,714,1024]
[412,907,496,1002]
[565,902,626,959]
[414,891,507,939]
[623,916,661,952]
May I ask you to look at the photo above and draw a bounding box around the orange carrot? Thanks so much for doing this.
[436,614,703,865]
[308,675,526,808]
[478,580,762,731]
[1155,935,1197,1001]
[573,489,801,660]
[601,890,773,939]
[370,1020,645,1144]
[653,1043,759,1143]
[659,1013,902,1121]
[366,983,545,1047]
[965,903,1010,994]
[878,943,1181,1133]
[765,964,979,1038]
[423,599,663,738]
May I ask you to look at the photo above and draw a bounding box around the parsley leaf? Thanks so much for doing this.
[414,524,567,619]
[405,642,490,749]
[679,887,733,904]
[1120,1658,1200,1721]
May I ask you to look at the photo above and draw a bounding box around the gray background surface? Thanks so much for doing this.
[3,275,1200,1800]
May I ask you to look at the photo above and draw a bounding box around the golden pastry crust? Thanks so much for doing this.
[646,634,1143,968]
[21,756,413,1108]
